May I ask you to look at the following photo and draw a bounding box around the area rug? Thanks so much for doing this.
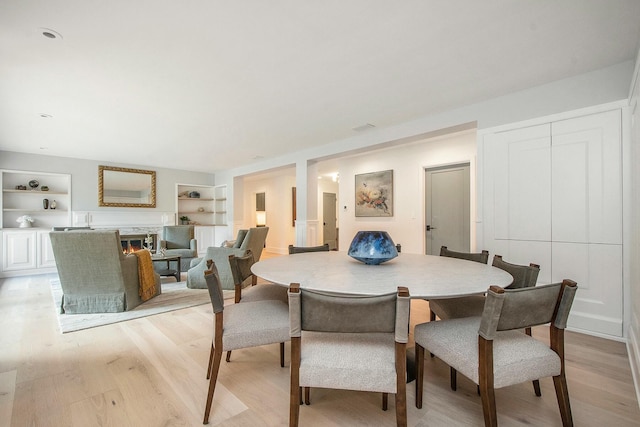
[50,279,233,333]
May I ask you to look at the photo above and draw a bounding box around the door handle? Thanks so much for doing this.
[426,225,437,231]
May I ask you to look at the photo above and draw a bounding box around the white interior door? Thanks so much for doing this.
[425,164,470,255]
[322,192,337,250]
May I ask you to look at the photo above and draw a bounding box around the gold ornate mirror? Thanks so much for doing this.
[98,166,156,207]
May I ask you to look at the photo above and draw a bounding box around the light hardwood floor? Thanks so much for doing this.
[1,255,639,426]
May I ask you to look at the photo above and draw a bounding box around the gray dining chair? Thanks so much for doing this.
[430,255,541,393]
[429,255,542,397]
[225,251,288,365]
[202,261,290,424]
[288,283,411,427]
[414,280,578,427]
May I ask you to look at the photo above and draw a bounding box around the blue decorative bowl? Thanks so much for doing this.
[347,231,398,265]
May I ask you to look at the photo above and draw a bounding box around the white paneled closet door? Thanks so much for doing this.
[551,110,623,337]
[480,108,623,337]
[482,124,553,284]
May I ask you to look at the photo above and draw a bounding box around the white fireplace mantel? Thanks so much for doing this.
[72,211,175,236]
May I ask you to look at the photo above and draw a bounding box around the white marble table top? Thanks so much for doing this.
[252,251,513,299]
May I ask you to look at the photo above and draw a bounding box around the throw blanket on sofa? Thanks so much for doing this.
[134,249,157,302]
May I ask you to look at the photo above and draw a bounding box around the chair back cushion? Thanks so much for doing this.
[492,255,540,289]
[163,225,194,249]
[232,229,248,248]
[288,243,330,254]
[479,280,577,339]
[300,290,397,333]
[228,250,255,285]
[440,246,489,264]
[204,262,225,313]
[238,227,269,260]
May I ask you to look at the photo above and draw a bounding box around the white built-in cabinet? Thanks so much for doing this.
[1,169,71,276]
[2,229,57,274]
[480,108,623,338]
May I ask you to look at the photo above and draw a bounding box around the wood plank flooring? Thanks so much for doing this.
[1,256,639,426]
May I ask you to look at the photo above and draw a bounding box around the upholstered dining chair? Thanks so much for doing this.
[287,243,330,254]
[159,225,197,271]
[288,283,411,427]
[429,245,489,324]
[225,252,288,365]
[202,261,290,425]
[429,255,541,392]
[414,280,578,427]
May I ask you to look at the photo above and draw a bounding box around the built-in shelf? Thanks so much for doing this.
[176,184,227,227]
[1,169,72,229]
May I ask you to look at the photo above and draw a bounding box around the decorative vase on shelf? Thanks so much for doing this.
[347,231,399,265]
[50,200,57,209]
[43,198,49,209]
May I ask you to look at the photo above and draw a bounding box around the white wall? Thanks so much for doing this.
[0,150,215,214]
[241,172,297,254]
[336,130,476,254]
[628,47,640,404]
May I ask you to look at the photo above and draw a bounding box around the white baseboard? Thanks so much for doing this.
[628,310,640,410]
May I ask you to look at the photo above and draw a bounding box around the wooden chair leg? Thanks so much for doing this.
[533,379,542,397]
[429,310,436,358]
[206,342,214,379]
[395,342,408,427]
[479,337,497,427]
[226,350,232,362]
[479,382,498,427]
[450,367,457,391]
[290,337,301,427]
[553,374,574,427]
[304,387,310,405]
[280,342,285,367]
[415,344,424,409]
[525,327,542,396]
[203,345,223,424]
[382,393,388,411]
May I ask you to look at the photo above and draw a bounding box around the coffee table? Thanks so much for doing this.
[151,254,181,281]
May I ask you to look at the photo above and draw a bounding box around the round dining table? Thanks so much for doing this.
[252,251,513,299]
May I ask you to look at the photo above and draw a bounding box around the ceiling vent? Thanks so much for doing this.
[352,123,376,132]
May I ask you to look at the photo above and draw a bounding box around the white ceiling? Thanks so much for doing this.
[1,1,639,174]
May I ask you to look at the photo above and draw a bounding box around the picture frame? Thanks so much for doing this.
[354,170,393,217]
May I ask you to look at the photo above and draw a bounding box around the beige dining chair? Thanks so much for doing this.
[288,283,411,427]
[202,261,290,424]
[430,246,489,322]
[414,280,577,427]
[225,252,288,365]
[429,255,541,393]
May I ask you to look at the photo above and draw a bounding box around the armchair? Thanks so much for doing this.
[49,230,161,314]
[186,227,269,290]
[160,225,197,271]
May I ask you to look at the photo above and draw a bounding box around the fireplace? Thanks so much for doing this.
[121,233,156,254]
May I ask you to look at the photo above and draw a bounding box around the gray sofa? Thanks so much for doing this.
[187,227,269,290]
[50,229,161,314]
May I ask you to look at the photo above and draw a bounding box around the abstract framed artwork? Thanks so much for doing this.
[355,169,393,217]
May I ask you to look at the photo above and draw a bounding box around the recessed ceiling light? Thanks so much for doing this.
[39,28,63,40]
[352,123,376,132]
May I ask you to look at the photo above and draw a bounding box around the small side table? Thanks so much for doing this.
[151,255,181,282]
